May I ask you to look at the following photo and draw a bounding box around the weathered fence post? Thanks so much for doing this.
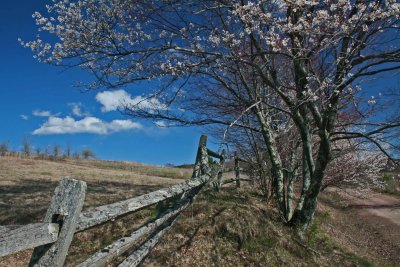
[234,152,241,188]
[216,149,226,192]
[191,135,209,178]
[29,177,86,267]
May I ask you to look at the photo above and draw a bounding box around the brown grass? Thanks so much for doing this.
[1,157,398,267]
[143,186,381,267]
[0,157,190,266]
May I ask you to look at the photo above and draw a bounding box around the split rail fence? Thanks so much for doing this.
[0,135,249,267]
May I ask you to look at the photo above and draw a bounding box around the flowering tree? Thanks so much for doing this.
[323,140,386,192]
[23,0,400,232]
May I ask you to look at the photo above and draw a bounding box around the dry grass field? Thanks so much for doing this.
[0,156,191,266]
[1,156,399,267]
[0,157,191,225]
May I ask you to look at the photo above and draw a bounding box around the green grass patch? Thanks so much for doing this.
[307,210,330,247]
[381,173,399,195]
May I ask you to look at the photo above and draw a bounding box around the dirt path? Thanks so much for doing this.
[338,189,400,226]
[347,192,400,227]
[323,188,400,264]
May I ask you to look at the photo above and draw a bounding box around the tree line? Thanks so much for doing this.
[0,140,95,160]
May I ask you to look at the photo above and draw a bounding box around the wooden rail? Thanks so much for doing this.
[0,135,245,266]
[75,177,208,232]
[0,223,59,257]
[77,188,198,267]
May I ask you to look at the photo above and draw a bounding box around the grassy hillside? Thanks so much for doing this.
[0,157,190,226]
[143,187,398,267]
[0,157,398,266]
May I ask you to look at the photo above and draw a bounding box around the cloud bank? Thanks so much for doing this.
[33,116,142,135]
[95,90,166,112]
[30,90,164,135]
[32,109,58,117]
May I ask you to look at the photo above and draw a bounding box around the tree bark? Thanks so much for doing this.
[290,131,332,231]
[255,110,286,217]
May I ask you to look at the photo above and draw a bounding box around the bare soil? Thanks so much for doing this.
[338,189,400,226]
[319,188,400,266]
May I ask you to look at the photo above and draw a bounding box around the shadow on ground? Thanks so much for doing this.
[0,178,165,225]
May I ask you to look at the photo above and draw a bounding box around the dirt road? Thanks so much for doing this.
[343,190,400,227]
[323,188,400,264]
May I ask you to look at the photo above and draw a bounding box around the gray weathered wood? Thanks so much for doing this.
[222,178,251,185]
[200,146,211,178]
[192,135,208,178]
[29,177,87,267]
[77,197,191,267]
[0,223,59,257]
[222,178,236,185]
[117,182,208,267]
[76,175,209,232]
[206,148,223,160]
[117,213,181,267]
[234,151,241,188]
[0,225,19,235]
[215,149,226,192]
[0,225,8,234]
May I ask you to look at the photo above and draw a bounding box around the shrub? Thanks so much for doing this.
[81,149,95,159]
[0,142,8,156]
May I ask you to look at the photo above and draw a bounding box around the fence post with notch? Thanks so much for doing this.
[192,135,209,178]
[29,177,87,267]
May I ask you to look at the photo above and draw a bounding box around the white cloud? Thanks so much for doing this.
[107,120,142,132]
[32,116,142,135]
[71,103,82,116]
[68,102,90,117]
[20,114,29,120]
[95,90,167,112]
[32,109,58,117]
[154,120,168,127]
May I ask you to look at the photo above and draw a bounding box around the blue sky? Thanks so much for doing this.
[0,0,212,165]
[0,1,398,164]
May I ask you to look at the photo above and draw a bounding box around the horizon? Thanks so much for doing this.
[0,0,225,166]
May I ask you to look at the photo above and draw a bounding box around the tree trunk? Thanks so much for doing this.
[286,177,295,221]
[255,110,286,217]
[291,136,312,222]
[290,132,331,231]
